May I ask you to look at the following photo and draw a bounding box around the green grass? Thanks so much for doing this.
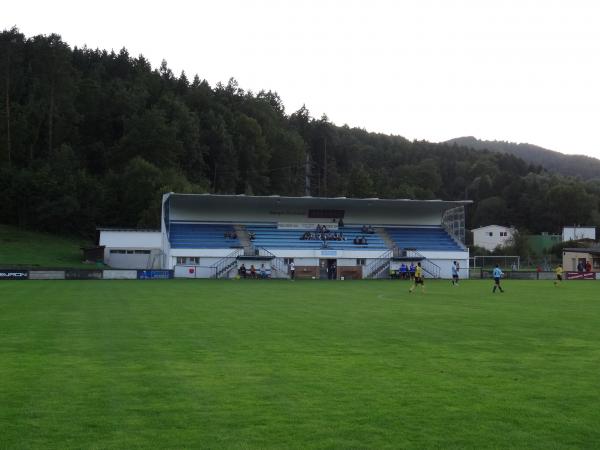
[1,279,599,449]
[0,225,92,268]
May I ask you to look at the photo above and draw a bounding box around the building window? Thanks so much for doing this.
[500,232,507,237]
[488,232,493,236]
[110,249,126,254]
[594,258,600,270]
[176,256,200,265]
[134,250,151,255]
[356,258,366,265]
[283,258,294,265]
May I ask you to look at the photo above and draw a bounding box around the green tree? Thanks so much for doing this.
[347,164,376,198]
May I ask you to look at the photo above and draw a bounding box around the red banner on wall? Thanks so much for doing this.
[566,272,596,280]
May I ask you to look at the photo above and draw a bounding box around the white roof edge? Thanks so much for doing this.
[165,192,472,204]
[472,225,514,230]
[97,227,161,232]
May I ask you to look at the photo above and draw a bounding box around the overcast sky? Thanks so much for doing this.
[4,0,600,158]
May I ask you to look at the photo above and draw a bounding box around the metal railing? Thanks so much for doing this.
[211,248,243,279]
[405,249,441,279]
[442,205,466,248]
[257,247,289,278]
[364,249,393,279]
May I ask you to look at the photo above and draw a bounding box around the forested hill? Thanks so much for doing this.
[1,28,600,237]
[446,136,600,180]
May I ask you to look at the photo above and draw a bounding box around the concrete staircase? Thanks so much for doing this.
[234,224,254,255]
[375,227,396,250]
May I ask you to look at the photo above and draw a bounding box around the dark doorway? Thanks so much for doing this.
[320,259,337,280]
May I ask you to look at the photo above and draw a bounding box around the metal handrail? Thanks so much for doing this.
[364,249,393,279]
[211,248,243,278]
[257,247,289,278]
[405,249,441,278]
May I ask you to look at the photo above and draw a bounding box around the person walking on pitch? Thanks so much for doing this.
[409,262,425,293]
[451,261,459,286]
[554,264,563,286]
[492,264,504,293]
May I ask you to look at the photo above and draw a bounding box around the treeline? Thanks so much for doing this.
[1,28,600,237]
[446,136,600,180]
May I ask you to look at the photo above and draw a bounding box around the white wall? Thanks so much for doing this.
[100,231,162,248]
[562,227,596,241]
[389,252,468,279]
[337,258,359,267]
[103,270,138,279]
[174,265,217,278]
[105,250,161,269]
[472,226,513,251]
[427,258,469,279]
[169,248,239,258]
[265,248,388,259]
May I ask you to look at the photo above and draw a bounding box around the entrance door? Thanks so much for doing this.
[320,259,337,279]
[328,259,337,280]
[319,259,329,279]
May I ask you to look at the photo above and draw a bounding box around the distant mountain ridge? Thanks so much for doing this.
[445,137,600,180]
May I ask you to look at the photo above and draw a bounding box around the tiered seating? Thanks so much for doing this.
[246,224,387,250]
[169,223,240,249]
[385,227,462,251]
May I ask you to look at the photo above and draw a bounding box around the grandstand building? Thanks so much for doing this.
[157,193,470,279]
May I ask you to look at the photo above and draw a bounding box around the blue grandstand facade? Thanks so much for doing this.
[157,193,470,279]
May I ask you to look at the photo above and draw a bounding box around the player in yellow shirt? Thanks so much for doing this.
[554,264,563,286]
[409,262,425,293]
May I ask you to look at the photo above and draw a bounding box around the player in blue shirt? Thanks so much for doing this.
[492,264,504,293]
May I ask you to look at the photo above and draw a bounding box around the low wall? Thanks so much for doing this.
[65,269,103,280]
[295,266,319,279]
[174,265,217,278]
[0,269,174,280]
[470,269,595,280]
[137,270,173,280]
[0,269,29,280]
[338,266,362,280]
[566,271,597,280]
[29,270,65,280]
[2,267,592,281]
[103,270,138,280]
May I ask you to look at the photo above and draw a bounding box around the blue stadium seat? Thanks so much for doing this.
[246,224,388,250]
[385,227,462,251]
[169,223,240,249]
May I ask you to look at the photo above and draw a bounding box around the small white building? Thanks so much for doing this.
[562,226,596,242]
[98,228,162,269]
[472,225,514,251]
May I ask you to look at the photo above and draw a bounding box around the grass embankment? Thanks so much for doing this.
[0,224,92,268]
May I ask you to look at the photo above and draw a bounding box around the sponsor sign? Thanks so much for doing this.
[102,270,138,280]
[65,270,103,280]
[29,271,65,280]
[137,270,173,280]
[566,271,596,280]
[278,222,338,230]
[0,270,29,280]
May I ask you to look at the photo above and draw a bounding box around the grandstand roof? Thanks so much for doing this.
[165,193,470,209]
[164,193,471,226]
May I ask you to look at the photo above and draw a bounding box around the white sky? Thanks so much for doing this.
[4,0,600,158]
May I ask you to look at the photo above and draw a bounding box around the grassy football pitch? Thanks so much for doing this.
[1,279,599,449]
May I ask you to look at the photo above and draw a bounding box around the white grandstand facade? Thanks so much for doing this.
[157,193,471,280]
